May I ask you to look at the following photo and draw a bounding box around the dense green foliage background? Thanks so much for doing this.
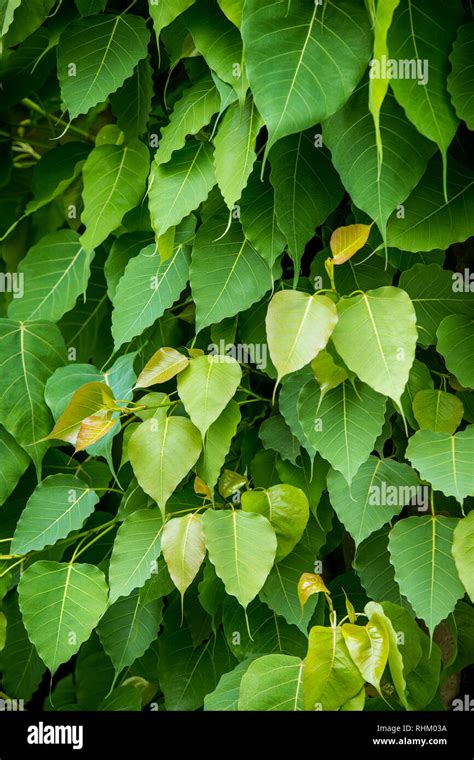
[0,0,473,712]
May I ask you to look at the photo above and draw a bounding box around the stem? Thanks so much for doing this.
[430,488,435,517]
[70,524,117,562]
[21,98,94,142]
[237,387,271,403]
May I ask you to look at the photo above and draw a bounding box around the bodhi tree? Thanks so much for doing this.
[0,0,473,712]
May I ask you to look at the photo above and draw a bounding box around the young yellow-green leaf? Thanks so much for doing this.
[80,139,150,252]
[241,484,309,562]
[148,140,215,239]
[57,14,150,119]
[128,417,202,515]
[8,230,93,323]
[196,400,241,490]
[242,0,371,155]
[342,620,389,694]
[388,516,465,635]
[177,354,241,437]
[297,573,330,613]
[75,411,116,452]
[448,22,474,130]
[47,381,116,446]
[202,509,277,609]
[406,427,474,504]
[331,286,417,406]
[0,320,66,475]
[18,561,108,674]
[11,474,99,555]
[303,626,365,711]
[0,425,30,507]
[161,513,206,599]
[311,350,348,398]
[452,511,474,603]
[108,509,164,603]
[413,390,464,434]
[437,315,474,390]
[135,348,189,388]
[265,291,338,385]
[213,96,262,210]
[330,223,373,265]
[238,654,304,711]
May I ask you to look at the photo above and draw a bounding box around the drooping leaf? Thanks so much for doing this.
[110,56,153,139]
[18,560,108,674]
[238,654,304,711]
[341,619,389,694]
[162,513,206,600]
[412,389,464,434]
[406,427,474,504]
[303,626,365,711]
[196,400,241,490]
[47,381,116,446]
[448,22,474,130]
[108,509,164,603]
[452,511,474,603]
[177,354,241,437]
[149,0,196,41]
[437,315,474,389]
[202,508,277,609]
[241,484,309,562]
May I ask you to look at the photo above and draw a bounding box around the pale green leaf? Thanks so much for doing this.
[406,426,474,504]
[448,22,474,130]
[452,511,474,603]
[413,389,464,434]
[241,484,309,562]
[437,315,474,389]
[303,626,364,711]
[162,513,206,598]
[238,654,304,711]
[110,57,153,139]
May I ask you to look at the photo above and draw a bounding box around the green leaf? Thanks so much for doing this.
[128,417,202,515]
[270,130,344,271]
[108,509,164,604]
[110,57,153,139]
[177,354,241,437]
[204,660,253,711]
[111,217,195,350]
[388,0,462,190]
[331,286,417,407]
[149,0,196,41]
[266,290,338,386]
[18,560,108,674]
[399,263,473,346]
[406,427,474,504]
[0,0,21,38]
[298,379,386,485]
[324,82,435,237]
[97,584,163,675]
[311,350,348,399]
[386,155,474,252]
[161,513,206,599]
[57,14,150,119]
[2,0,54,48]
[259,416,300,466]
[217,0,243,28]
[11,474,99,555]
[191,214,272,333]
[452,511,474,603]
[148,140,215,238]
[0,320,66,475]
[202,509,277,608]
[239,163,286,267]
[1,592,46,701]
[400,358,434,430]
[342,619,389,694]
[354,528,412,609]
[238,654,304,711]
[196,400,241,490]
[368,0,400,166]
[279,368,317,458]
[155,73,228,166]
[448,22,474,130]
[388,516,465,635]
[8,231,93,322]
[0,425,30,507]
[47,381,116,446]
[213,96,262,210]
[437,315,474,389]
[327,457,420,547]
[24,142,91,217]
[241,484,309,562]
[105,231,153,300]
[365,601,409,708]
[242,0,371,154]
[413,390,464,434]
[303,626,365,711]
[80,139,150,252]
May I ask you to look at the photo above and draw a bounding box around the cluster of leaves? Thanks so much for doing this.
[0,0,473,712]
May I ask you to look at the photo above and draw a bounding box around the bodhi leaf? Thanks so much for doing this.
[204,660,254,711]
[327,457,421,547]
[330,223,373,265]
[109,57,153,139]
[128,417,202,515]
[177,354,241,437]
[108,509,164,604]
[265,290,338,386]
[331,286,417,407]
[341,619,389,694]
[297,573,330,613]
[242,0,371,155]
[57,14,150,119]
[311,351,348,398]
[80,139,150,252]
[354,528,412,609]
[11,474,99,555]
[0,425,30,506]
[239,163,286,268]
[18,561,108,675]
[47,381,116,446]
[202,509,277,609]
[388,516,465,635]
[135,348,189,388]
[241,484,309,562]
[406,427,474,504]
[365,601,409,709]
[0,320,66,475]
[412,390,464,434]
[149,0,196,41]
[448,22,474,130]
[452,512,474,603]
[196,400,241,491]
[238,654,304,711]
[161,513,206,600]
[437,315,474,389]
[303,626,364,711]
[297,379,387,485]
